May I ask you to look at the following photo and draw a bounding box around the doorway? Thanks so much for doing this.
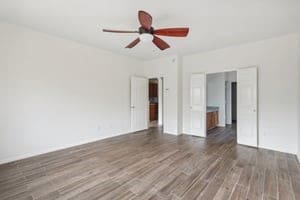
[206,71,237,136]
[189,67,258,147]
[231,82,237,124]
[148,78,163,129]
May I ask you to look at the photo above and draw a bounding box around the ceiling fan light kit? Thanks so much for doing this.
[139,33,153,42]
[103,10,189,50]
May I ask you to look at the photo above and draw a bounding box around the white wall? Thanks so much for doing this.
[0,22,143,163]
[183,34,299,154]
[206,73,226,127]
[1,21,300,163]
[226,71,237,82]
[143,55,179,135]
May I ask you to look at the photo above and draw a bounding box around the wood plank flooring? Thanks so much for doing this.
[0,125,300,200]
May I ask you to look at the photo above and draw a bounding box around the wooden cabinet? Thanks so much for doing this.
[149,83,158,98]
[149,104,158,121]
[207,111,219,130]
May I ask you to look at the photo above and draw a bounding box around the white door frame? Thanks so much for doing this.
[225,81,232,125]
[158,77,164,126]
[147,77,164,131]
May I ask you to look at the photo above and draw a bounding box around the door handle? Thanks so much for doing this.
[131,106,135,109]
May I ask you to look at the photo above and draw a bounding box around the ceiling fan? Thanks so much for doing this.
[103,10,189,50]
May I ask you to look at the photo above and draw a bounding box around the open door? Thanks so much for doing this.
[131,76,148,132]
[237,67,258,147]
[190,73,206,137]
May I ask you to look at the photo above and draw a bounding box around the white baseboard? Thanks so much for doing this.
[164,131,178,135]
[0,131,131,165]
[258,144,296,155]
[2,129,296,165]
[217,124,226,127]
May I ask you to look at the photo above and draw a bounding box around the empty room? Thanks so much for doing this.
[0,0,300,199]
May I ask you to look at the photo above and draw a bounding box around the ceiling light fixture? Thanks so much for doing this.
[139,33,153,42]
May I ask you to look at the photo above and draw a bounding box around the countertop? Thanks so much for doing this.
[207,106,219,113]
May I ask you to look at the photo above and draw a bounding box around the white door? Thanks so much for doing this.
[190,74,206,137]
[131,76,148,132]
[237,67,257,147]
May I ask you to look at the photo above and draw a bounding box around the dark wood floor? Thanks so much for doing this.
[1,125,300,200]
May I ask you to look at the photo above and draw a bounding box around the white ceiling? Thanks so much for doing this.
[0,0,300,60]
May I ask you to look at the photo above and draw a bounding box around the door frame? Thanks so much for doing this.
[158,77,164,127]
[225,81,232,125]
[147,77,164,129]
[197,66,258,146]
[205,69,237,137]
[146,76,164,132]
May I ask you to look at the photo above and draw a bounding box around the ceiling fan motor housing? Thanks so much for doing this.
[139,27,154,35]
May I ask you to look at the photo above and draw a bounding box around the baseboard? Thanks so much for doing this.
[217,124,226,127]
[0,131,131,165]
[164,131,178,135]
[181,132,206,138]
[2,130,296,165]
[258,144,297,156]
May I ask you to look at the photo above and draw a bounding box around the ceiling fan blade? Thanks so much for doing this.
[125,38,140,48]
[152,36,170,50]
[138,10,152,30]
[103,29,139,33]
[154,28,189,37]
